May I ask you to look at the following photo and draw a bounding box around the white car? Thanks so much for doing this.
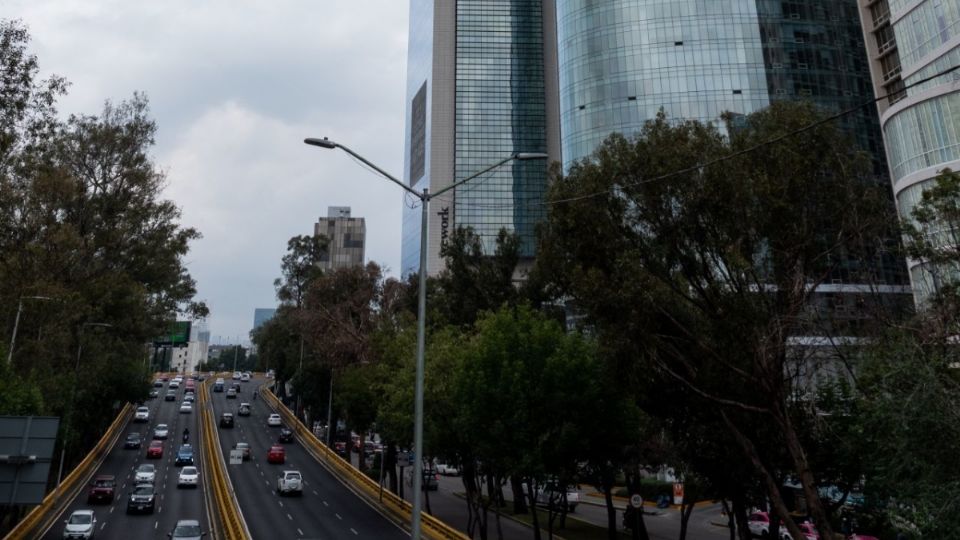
[134,463,156,484]
[184,392,195,402]
[179,402,192,414]
[232,372,241,380]
[177,466,199,488]
[153,424,169,439]
[276,470,303,495]
[133,406,149,422]
[62,509,96,539]
[267,414,282,427]
[240,372,250,382]
[168,380,180,389]
[435,461,460,476]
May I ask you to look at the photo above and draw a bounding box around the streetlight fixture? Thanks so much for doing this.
[305,136,547,539]
[6,295,53,366]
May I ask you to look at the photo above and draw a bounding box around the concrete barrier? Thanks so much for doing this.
[260,386,468,540]
[4,403,134,540]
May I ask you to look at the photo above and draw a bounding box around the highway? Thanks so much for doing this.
[209,376,408,540]
[41,379,209,539]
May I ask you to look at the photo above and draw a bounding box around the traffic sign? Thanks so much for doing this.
[229,449,243,465]
[630,494,643,508]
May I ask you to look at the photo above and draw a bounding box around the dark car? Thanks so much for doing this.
[124,433,142,449]
[175,444,194,466]
[219,413,234,428]
[153,380,164,388]
[87,474,116,504]
[126,484,156,514]
[165,390,177,401]
[278,428,294,443]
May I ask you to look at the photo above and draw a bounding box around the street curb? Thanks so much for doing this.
[450,491,568,540]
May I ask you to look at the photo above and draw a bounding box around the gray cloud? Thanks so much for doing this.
[9,0,410,342]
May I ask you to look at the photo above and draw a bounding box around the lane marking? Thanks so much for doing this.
[323,500,329,507]
[155,521,159,529]
[278,500,284,507]
[109,506,115,513]
[298,528,304,536]
[335,513,342,520]
[313,490,318,496]
[100,522,107,530]
[350,527,358,535]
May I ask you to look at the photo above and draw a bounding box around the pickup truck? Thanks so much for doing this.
[276,470,303,496]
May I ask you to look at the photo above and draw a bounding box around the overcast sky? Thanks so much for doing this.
[8,1,410,344]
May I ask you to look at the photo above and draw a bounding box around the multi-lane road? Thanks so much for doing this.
[209,377,408,540]
[41,380,208,539]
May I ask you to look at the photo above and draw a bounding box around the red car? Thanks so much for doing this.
[87,475,116,504]
[146,440,164,459]
[267,444,286,464]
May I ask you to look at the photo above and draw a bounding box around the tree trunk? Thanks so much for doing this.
[385,443,398,493]
[678,500,695,540]
[731,494,751,540]
[356,431,366,473]
[510,476,528,514]
[526,478,542,540]
[721,499,736,540]
[603,485,617,540]
[780,408,835,540]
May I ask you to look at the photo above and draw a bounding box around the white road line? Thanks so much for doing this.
[266,480,271,486]
[287,513,294,521]
[298,528,304,536]
[154,521,159,529]
[278,501,284,507]
[313,490,318,496]
[350,527,358,535]
[109,506,115,513]
[335,513,342,520]
[100,522,107,530]
[323,500,329,507]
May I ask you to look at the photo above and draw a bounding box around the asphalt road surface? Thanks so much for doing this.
[209,376,408,540]
[41,380,208,539]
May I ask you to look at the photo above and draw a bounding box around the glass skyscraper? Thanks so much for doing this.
[556,0,910,297]
[401,0,561,276]
[859,0,960,303]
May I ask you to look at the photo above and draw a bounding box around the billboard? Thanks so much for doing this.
[0,416,60,505]
[153,321,192,347]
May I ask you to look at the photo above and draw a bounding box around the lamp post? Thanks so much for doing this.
[57,322,113,489]
[305,136,547,539]
[7,295,53,366]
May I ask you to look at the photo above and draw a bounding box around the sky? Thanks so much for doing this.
[7,1,410,344]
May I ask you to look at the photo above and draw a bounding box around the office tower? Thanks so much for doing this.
[400,0,561,276]
[859,0,960,303]
[315,206,366,271]
[253,308,277,331]
[556,0,911,310]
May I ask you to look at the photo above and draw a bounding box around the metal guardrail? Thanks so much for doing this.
[4,403,134,540]
[198,378,250,540]
[260,386,468,540]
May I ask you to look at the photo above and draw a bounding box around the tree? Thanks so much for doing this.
[274,234,327,308]
[536,102,905,540]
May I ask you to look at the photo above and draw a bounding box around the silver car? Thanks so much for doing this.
[169,520,204,540]
[134,463,155,484]
[62,509,96,539]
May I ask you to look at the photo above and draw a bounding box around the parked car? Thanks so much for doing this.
[123,433,142,449]
[175,444,195,466]
[780,523,820,540]
[238,403,251,416]
[177,466,199,488]
[527,481,579,512]
[406,467,439,491]
[749,512,772,537]
[267,413,282,427]
[126,484,155,514]
[278,428,294,443]
[435,460,459,476]
[134,463,156,484]
[233,442,251,461]
[267,444,286,464]
[219,413,234,428]
[87,475,116,504]
[334,441,349,458]
[179,401,192,414]
[133,406,149,422]
[153,424,169,440]
[146,440,164,459]
[225,388,237,399]
[276,470,303,495]
[169,519,205,540]
[62,509,97,539]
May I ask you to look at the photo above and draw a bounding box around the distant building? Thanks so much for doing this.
[315,206,366,271]
[253,308,277,331]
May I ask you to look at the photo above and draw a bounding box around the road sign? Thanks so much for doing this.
[396,451,412,467]
[673,482,684,505]
[229,449,243,465]
[630,494,643,508]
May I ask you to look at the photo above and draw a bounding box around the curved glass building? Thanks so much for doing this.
[860,0,960,302]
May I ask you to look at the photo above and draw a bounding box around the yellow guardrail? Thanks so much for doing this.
[260,386,468,540]
[199,378,250,540]
[4,403,134,540]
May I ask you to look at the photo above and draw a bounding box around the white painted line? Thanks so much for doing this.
[278,501,284,507]
[154,521,159,529]
[100,522,107,530]
[298,528,304,536]
[350,527,358,535]
[287,513,293,520]
[313,490,318,496]
[323,500,329,506]
[335,513,342,520]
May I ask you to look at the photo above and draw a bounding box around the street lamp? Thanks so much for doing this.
[305,136,547,539]
[6,295,53,366]
[57,322,113,489]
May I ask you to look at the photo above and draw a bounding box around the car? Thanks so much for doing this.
[126,483,155,514]
[267,444,286,464]
[160,375,169,382]
[133,406,149,422]
[238,403,251,416]
[179,401,192,414]
[176,444,194,466]
[215,377,225,385]
[276,470,303,495]
[233,442,251,460]
[168,380,179,389]
[62,509,97,539]
[536,482,579,512]
[233,371,241,380]
[177,466,199,488]
[213,381,224,392]
[278,428,294,443]
[225,388,237,399]
[153,379,164,387]
[267,413,282,427]
[146,440,164,459]
[219,413,234,428]
[780,523,820,540]
[134,463,156,484]
[153,424,169,439]
[435,460,460,476]
[86,475,116,504]
[334,441,349,458]
[231,383,241,394]
[165,390,177,401]
[123,433,142,449]
[169,519,205,540]
[184,392,195,402]
[148,389,159,399]
[240,372,250,382]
